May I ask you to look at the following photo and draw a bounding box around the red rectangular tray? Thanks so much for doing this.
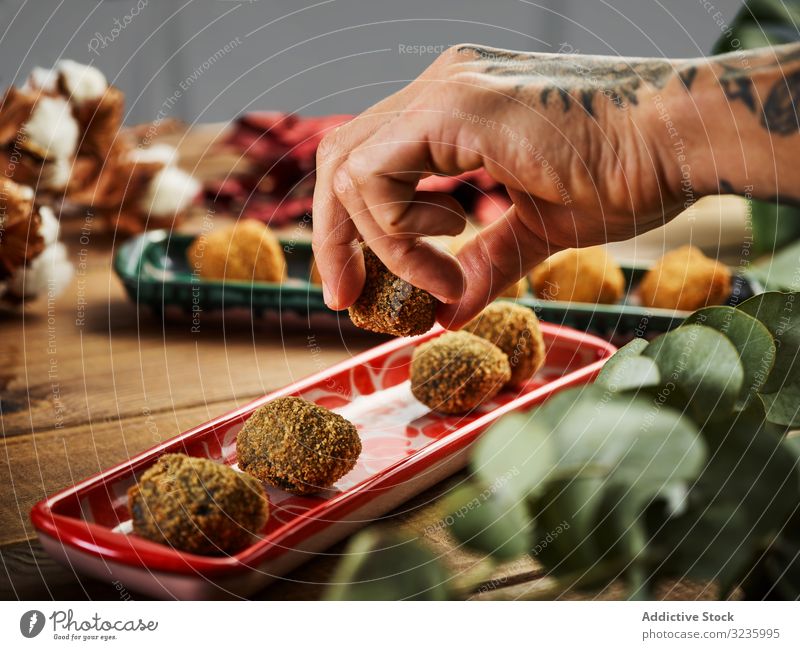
[31,322,615,599]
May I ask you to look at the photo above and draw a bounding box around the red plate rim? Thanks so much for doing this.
[30,322,616,577]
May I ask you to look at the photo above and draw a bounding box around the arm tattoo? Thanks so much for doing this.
[762,68,800,135]
[456,45,673,116]
[722,76,757,112]
[678,66,698,91]
[457,44,800,134]
[716,46,800,135]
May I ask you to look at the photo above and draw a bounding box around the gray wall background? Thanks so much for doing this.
[0,0,744,125]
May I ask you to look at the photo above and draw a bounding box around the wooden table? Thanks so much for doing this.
[0,125,719,601]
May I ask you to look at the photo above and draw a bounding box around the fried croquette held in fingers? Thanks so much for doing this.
[530,247,625,304]
[128,453,269,556]
[237,396,362,495]
[464,302,545,386]
[187,219,287,283]
[410,331,511,415]
[348,245,436,337]
[637,245,732,311]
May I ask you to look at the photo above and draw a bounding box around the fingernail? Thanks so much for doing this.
[322,281,334,307]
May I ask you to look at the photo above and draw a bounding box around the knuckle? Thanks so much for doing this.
[381,216,408,234]
[332,163,359,199]
[316,130,342,166]
[440,43,470,63]
[423,44,472,79]
[345,147,373,178]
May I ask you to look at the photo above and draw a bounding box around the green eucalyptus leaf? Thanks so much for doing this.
[325,529,451,600]
[445,484,532,561]
[749,240,800,292]
[472,412,556,501]
[595,355,661,393]
[524,386,703,580]
[529,477,607,578]
[713,0,800,55]
[654,500,754,588]
[759,386,800,427]
[596,339,660,394]
[738,292,800,393]
[684,306,776,406]
[591,485,648,559]
[698,403,798,538]
[534,385,705,487]
[748,199,800,257]
[652,403,800,589]
[597,338,650,373]
[643,325,744,421]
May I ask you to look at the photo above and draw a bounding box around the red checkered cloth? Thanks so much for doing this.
[211,112,511,227]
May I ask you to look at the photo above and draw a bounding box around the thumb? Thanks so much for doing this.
[437,194,570,329]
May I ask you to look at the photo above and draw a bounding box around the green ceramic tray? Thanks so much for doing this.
[113,230,326,317]
[114,230,762,336]
[517,267,762,340]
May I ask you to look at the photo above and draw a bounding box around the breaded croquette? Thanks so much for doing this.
[128,453,268,556]
[530,247,625,304]
[187,219,286,282]
[498,277,529,299]
[348,245,436,337]
[637,245,732,311]
[464,302,545,386]
[410,331,511,414]
[237,396,361,495]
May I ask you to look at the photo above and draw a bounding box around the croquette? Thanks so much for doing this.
[348,245,436,336]
[128,453,268,556]
[530,247,625,304]
[187,219,287,282]
[637,245,732,311]
[237,396,361,495]
[498,277,529,299]
[464,302,546,386]
[410,331,511,414]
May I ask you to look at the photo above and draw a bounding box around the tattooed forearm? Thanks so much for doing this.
[714,44,800,135]
[678,66,698,91]
[721,74,757,113]
[762,68,800,135]
[457,43,800,135]
[457,44,675,116]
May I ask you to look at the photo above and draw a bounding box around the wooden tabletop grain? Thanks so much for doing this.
[0,124,719,601]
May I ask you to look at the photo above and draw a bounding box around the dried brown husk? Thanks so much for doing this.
[0,178,44,279]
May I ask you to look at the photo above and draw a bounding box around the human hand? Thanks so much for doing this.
[312,44,691,328]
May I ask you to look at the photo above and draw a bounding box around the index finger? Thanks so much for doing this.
[312,89,420,309]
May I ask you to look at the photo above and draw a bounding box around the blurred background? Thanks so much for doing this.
[1,0,745,125]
